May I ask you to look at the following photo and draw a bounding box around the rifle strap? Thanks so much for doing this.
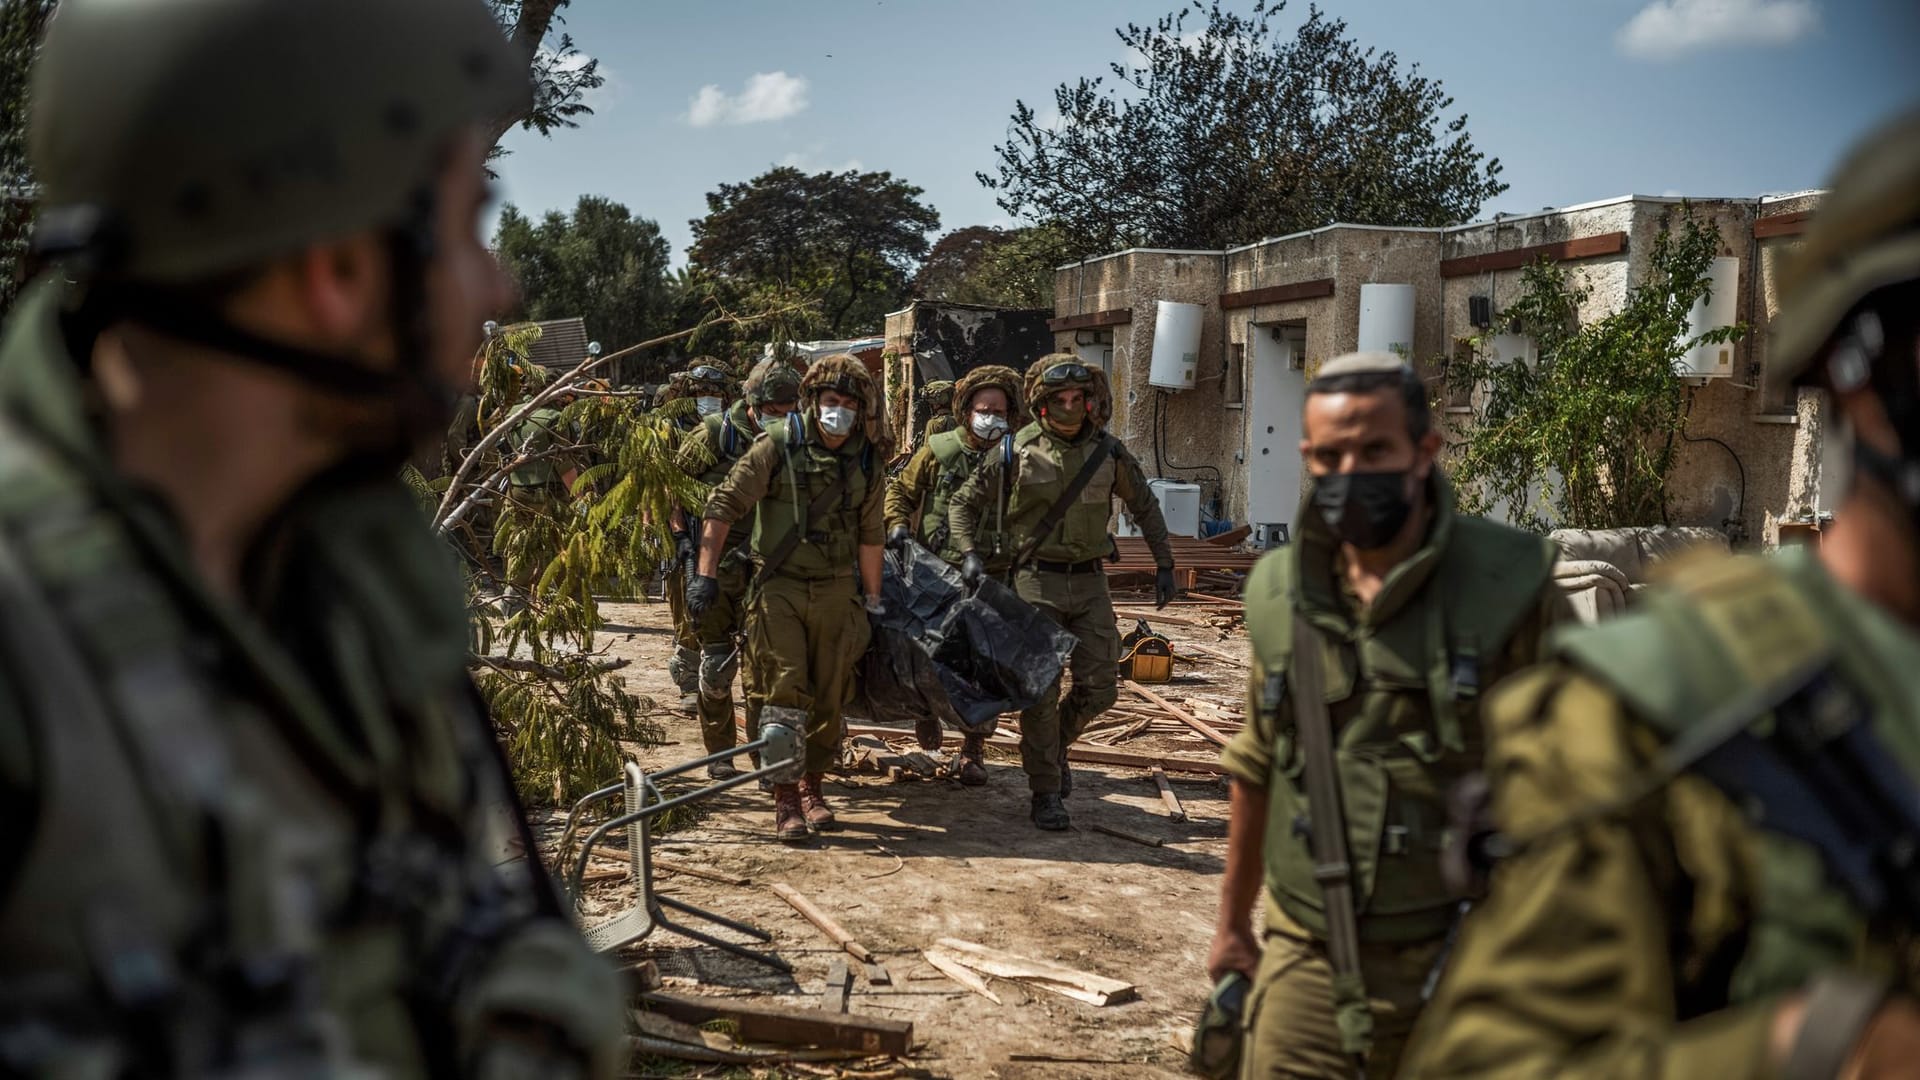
[1011,434,1116,572]
[1288,613,1372,1068]
[751,466,852,592]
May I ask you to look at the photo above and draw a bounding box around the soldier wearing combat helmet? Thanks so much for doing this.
[948,354,1178,830]
[0,0,621,1074]
[672,357,802,778]
[1404,109,1920,1080]
[689,354,886,842]
[917,378,957,439]
[885,363,1025,784]
[663,356,736,708]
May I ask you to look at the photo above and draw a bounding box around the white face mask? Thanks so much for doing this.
[695,396,723,417]
[816,404,856,437]
[970,412,1009,440]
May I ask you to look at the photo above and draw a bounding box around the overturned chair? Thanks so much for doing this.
[559,720,803,971]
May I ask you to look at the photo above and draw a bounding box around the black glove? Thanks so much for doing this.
[887,524,911,551]
[671,529,694,572]
[960,551,987,586]
[1156,566,1178,609]
[685,573,719,618]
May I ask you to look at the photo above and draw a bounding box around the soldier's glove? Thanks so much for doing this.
[863,594,885,616]
[670,529,694,572]
[685,573,719,618]
[1156,566,1178,609]
[887,524,911,551]
[960,551,987,587]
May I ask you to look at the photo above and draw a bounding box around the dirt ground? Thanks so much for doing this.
[554,594,1252,1079]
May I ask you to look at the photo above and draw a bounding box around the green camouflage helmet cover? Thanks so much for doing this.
[1025,352,1113,428]
[917,379,955,405]
[1771,108,1920,388]
[744,357,802,406]
[29,0,531,283]
[952,364,1025,426]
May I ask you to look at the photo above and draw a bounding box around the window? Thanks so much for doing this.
[1225,342,1245,405]
[1445,338,1474,412]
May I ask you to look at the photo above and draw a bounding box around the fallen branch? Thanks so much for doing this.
[474,654,630,679]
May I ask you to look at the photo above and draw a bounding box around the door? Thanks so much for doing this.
[1246,326,1306,538]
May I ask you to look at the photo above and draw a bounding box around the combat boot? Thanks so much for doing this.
[954,734,988,786]
[772,784,809,843]
[1030,792,1070,831]
[797,773,838,831]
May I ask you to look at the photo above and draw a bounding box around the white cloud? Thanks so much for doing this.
[1617,0,1817,60]
[685,71,810,127]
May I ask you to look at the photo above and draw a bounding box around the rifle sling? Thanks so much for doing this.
[1011,434,1116,573]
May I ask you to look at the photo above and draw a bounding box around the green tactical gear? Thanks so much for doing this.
[507,405,567,487]
[29,0,529,282]
[0,279,622,1074]
[917,429,1011,564]
[1554,547,1920,1002]
[1242,476,1558,945]
[746,414,875,581]
[1001,423,1125,563]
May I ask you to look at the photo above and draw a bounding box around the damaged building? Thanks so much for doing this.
[1046,192,1829,549]
[883,300,1055,444]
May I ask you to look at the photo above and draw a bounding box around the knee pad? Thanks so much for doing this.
[698,645,740,701]
[757,705,808,783]
[668,646,701,693]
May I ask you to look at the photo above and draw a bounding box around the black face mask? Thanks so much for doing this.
[1312,470,1414,550]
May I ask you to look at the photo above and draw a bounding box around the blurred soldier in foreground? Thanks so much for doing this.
[1208,353,1567,1078]
[949,354,1176,831]
[0,0,621,1074]
[1403,109,1920,1080]
[673,358,801,778]
[885,363,1024,784]
[690,354,885,842]
[662,357,733,709]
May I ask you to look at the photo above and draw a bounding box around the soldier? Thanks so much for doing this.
[495,386,582,605]
[0,0,622,1074]
[1401,110,1920,1080]
[918,378,957,439]
[948,354,1178,831]
[1207,352,1570,1078]
[688,354,885,842]
[673,358,802,779]
[663,358,735,709]
[884,363,1025,784]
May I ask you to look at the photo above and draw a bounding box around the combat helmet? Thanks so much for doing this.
[952,364,1026,429]
[31,0,528,284]
[800,353,888,445]
[683,357,732,399]
[744,357,802,408]
[1024,353,1113,428]
[917,379,956,410]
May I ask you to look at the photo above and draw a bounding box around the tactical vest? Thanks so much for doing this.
[918,429,1013,565]
[1003,423,1116,563]
[749,413,874,580]
[1557,549,1920,1002]
[699,405,759,553]
[1244,513,1556,944]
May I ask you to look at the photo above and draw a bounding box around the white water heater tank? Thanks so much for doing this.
[1148,300,1204,390]
[1148,479,1202,537]
[1676,256,1740,379]
[1357,284,1416,358]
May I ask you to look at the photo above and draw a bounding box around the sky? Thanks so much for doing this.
[492,0,1920,265]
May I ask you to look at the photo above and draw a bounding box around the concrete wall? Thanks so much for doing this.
[1051,193,1827,548]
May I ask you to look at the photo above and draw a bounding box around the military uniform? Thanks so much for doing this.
[1223,471,1565,1078]
[496,402,572,594]
[948,357,1175,825]
[1402,110,1920,1080]
[664,360,734,707]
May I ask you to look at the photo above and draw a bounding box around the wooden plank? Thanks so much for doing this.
[1206,524,1253,546]
[1439,231,1627,278]
[1755,211,1811,239]
[1183,642,1250,667]
[1047,307,1132,332]
[639,991,914,1055]
[1091,822,1163,848]
[823,958,851,1014]
[840,724,1230,775]
[1124,679,1232,747]
[1219,277,1335,310]
[863,961,893,987]
[654,857,751,886]
[1152,765,1187,821]
[1112,607,1220,629]
[931,938,1139,1006]
[770,883,876,964]
[923,948,1003,1005]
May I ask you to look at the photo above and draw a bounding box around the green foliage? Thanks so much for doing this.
[484,0,604,151]
[913,222,1077,309]
[980,0,1506,255]
[689,166,941,336]
[493,196,676,376]
[1445,209,1747,532]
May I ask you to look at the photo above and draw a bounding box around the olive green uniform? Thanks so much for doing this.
[886,428,1015,572]
[702,414,883,773]
[948,421,1172,794]
[1221,474,1566,1079]
[1400,547,1920,1079]
[675,401,766,756]
[662,415,703,697]
[0,281,623,1074]
[496,403,570,590]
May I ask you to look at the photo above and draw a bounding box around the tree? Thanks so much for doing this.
[689,167,940,337]
[1444,209,1746,533]
[912,223,1081,309]
[914,226,1010,302]
[493,196,675,378]
[980,0,1506,255]
[486,0,603,149]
